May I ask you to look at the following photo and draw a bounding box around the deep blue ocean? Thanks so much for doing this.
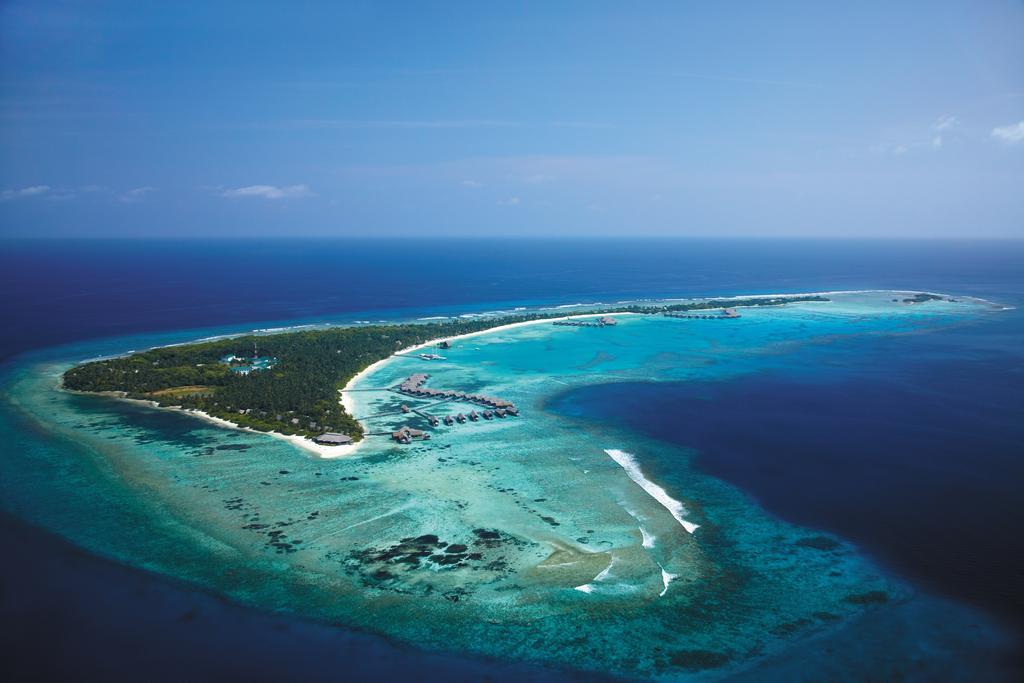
[1,238,1022,681]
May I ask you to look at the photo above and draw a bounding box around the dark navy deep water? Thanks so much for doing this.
[2,238,1023,680]
[2,238,1022,361]
[549,323,1024,627]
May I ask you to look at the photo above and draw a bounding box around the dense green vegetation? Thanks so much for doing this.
[900,293,945,304]
[62,295,828,441]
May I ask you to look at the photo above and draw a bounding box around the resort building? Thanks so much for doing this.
[393,374,519,415]
[392,426,429,444]
[313,433,353,446]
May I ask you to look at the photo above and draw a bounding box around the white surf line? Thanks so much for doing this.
[605,449,700,534]
[638,525,655,549]
[574,555,616,593]
[621,505,656,548]
[657,563,679,598]
[623,504,676,597]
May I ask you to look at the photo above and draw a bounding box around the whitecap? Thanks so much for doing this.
[620,505,657,548]
[605,449,699,534]
[658,564,679,597]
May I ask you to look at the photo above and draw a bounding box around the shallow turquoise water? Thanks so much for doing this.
[0,292,1015,680]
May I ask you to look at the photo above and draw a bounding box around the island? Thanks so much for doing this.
[61,294,829,445]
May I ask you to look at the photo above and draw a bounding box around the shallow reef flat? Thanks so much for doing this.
[0,291,1010,680]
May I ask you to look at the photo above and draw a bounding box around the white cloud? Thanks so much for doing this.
[461,179,483,188]
[222,184,313,199]
[991,121,1024,144]
[929,116,957,149]
[522,173,553,183]
[1,185,50,201]
[497,196,521,206]
[119,186,155,203]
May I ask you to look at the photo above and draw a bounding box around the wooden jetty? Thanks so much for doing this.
[412,409,440,426]
[394,374,520,414]
[553,316,618,327]
[664,307,740,320]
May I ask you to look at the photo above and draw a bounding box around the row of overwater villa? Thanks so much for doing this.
[395,373,519,414]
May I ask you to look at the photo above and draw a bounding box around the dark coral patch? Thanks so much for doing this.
[669,650,731,671]
[844,590,889,605]
[795,535,841,551]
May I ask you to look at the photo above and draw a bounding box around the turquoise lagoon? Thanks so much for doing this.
[0,291,1014,680]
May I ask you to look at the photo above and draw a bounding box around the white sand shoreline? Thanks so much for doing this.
[65,290,998,461]
[60,387,361,459]
[339,311,643,396]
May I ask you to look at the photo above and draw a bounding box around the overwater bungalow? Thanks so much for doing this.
[553,316,618,328]
[495,408,506,418]
[401,404,410,413]
[483,410,493,420]
[395,374,519,418]
[468,410,479,421]
[392,426,428,444]
[443,415,454,426]
[456,413,466,423]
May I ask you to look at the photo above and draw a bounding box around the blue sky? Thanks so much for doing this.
[1,1,1022,238]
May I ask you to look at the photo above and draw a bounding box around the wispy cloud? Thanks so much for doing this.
[931,115,958,148]
[873,115,961,155]
[0,185,50,201]
[497,196,521,206]
[461,179,483,188]
[0,184,160,203]
[991,121,1024,144]
[222,184,313,199]
[119,186,155,203]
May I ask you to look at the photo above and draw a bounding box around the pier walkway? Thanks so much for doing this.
[394,374,519,413]
[664,307,741,320]
[553,316,618,327]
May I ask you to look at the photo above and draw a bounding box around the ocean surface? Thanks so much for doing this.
[1,238,1022,681]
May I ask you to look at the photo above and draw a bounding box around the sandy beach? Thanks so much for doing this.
[61,312,634,461]
[178,407,363,459]
[337,311,642,403]
[67,299,866,462]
